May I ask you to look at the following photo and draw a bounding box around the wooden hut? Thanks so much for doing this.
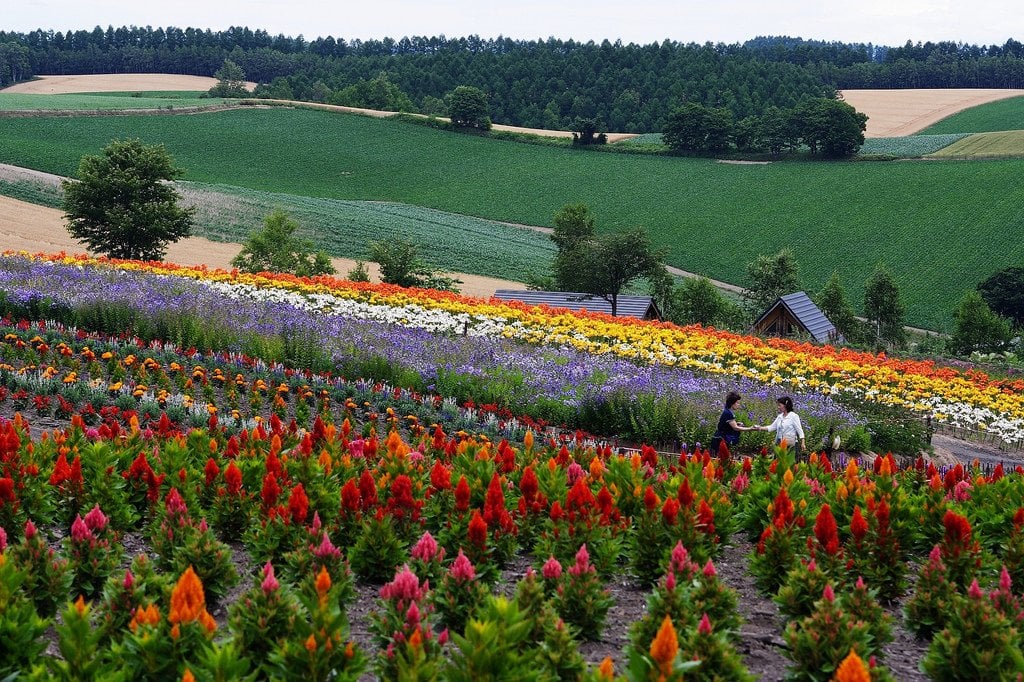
[752,291,842,344]
[492,290,662,320]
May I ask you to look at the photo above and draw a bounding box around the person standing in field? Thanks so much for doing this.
[753,395,806,456]
[710,391,752,456]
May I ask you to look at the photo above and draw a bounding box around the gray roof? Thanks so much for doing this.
[755,291,841,344]
[492,290,661,319]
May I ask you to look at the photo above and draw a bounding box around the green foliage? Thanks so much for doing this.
[370,238,461,292]
[347,260,370,282]
[921,583,1024,680]
[7,522,71,617]
[228,564,303,674]
[46,597,124,681]
[949,290,1011,355]
[904,548,957,638]
[744,249,800,316]
[443,596,547,682]
[789,98,867,158]
[61,138,195,260]
[863,263,907,348]
[0,554,49,676]
[0,92,223,111]
[775,558,833,620]
[330,71,414,112]
[348,516,408,583]
[449,86,491,130]
[663,102,735,155]
[551,544,613,641]
[231,209,337,277]
[572,118,607,145]
[673,276,743,328]
[208,59,250,98]
[978,265,1024,328]
[816,272,861,344]
[782,586,877,681]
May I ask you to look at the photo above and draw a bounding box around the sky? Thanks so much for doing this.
[5,0,1023,47]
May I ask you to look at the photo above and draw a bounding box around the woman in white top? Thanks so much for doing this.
[753,396,806,455]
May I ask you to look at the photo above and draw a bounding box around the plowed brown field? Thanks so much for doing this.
[840,88,1024,137]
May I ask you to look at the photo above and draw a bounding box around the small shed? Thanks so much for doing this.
[752,291,842,344]
[492,290,662,320]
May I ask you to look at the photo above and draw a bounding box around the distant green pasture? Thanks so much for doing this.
[0,93,228,111]
[1,107,1023,329]
[920,95,1024,134]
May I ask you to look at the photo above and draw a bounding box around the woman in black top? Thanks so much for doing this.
[711,391,751,455]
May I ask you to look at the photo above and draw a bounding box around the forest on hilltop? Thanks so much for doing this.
[3,27,1024,130]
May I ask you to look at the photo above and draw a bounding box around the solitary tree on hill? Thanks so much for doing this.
[448,86,491,130]
[62,138,194,261]
[207,58,250,98]
[863,262,907,348]
[977,266,1024,329]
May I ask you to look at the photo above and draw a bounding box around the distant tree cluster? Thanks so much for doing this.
[663,97,867,158]
[9,27,1024,131]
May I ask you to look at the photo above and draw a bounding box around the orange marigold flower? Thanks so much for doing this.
[832,649,871,682]
[649,615,678,676]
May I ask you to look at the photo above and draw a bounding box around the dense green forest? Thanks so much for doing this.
[2,27,1024,130]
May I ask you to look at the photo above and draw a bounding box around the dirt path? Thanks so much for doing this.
[840,88,1024,137]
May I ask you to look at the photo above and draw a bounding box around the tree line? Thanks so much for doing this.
[4,28,1024,129]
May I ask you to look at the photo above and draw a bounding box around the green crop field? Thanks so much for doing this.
[1,107,1023,329]
[920,96,1024,134]
[0,93,230,111]
[859,134,967,157]
[927,130,1024,157]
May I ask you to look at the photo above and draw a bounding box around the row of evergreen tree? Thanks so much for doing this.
[3,28,1024,128]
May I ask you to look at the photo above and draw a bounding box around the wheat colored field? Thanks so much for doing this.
[1,73,258,94]
[839,88,1024,137]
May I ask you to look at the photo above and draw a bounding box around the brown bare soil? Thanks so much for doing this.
[839,88,1024,137]
[1,73,257,94]
[0,195,525,299]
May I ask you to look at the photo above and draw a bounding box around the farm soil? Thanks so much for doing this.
[1,73,257,94]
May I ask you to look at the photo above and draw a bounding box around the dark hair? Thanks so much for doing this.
[777,396,794,413]
[725,391,742,409]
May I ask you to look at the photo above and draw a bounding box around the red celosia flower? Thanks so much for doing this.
[566,478,595,519]
[386,474,420,522]
[358,470,378,510]
[288,483,309,524]
[49,451,72,486]
[697,499,716,536]
[519,466,538,504]
[483,473,505,524]
[1014,508,1024,531]
[549,500,564,522]
[429,461,451,492]
[677,478,694,508]
[643,485,659,512]
[850,506,868,542]
[772,488,794,528]
[454,475,471,512]
[662,497,679,525]
[0,477,14,504]
[467,509,487,550]
[943,510,972,549]
[814,503,841,555]
[340,479,361,513]
[203,458,220,487]
[224,461,242,495]
[261,473,281,512]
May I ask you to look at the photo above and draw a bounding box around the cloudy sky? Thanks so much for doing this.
[6,0,1022,47]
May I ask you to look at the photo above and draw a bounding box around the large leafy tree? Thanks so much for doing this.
[863,263,907,348]
[448,86,491,130]
[789,98,867,158]
[62,138,194,261]
[662,102,735,155]
[949,290,1012,355]
[231,209,335,277]
[977,266,1024,328]
[675,276,740,328]
[744,249,800,316]
[207,58,250,97]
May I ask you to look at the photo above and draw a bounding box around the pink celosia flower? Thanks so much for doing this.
[83,505,109,533]
[450,550,476,582]
[261,562,280,594]
[698,613,713,635]
[349,439,365,459]
[1000,566,1013,593]
[566,462,585,485]
[380,565,426,603]
[123,570,134,589]
[310,511,322,535]
[542,556,563,580]
[405,601,421,626]
[822,584,835,602]
[855,576,866,589]
[165,488,188,517]
[438,628,449,645]
[24,519,37,539]
[702,560,717,578]
[70,515,93,543]
[411,532,440,562]
[732,473,749,493]
[0,525,6,551]
[968,579,984,599]
[664,570,676,591]
[314,532,342,560]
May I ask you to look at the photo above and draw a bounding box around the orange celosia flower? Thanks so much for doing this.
[315,566,332,604]
[128,603,160,632]
[168,566,215,634]
[832,649,871,682]
[73,595,88,617]
[182,670,196,682]
[649,615,678,676]
[598,657,615,679]
[523,429,534,451]
[305,634,318,653]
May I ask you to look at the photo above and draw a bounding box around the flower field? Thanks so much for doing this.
[2,251,1024,680]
